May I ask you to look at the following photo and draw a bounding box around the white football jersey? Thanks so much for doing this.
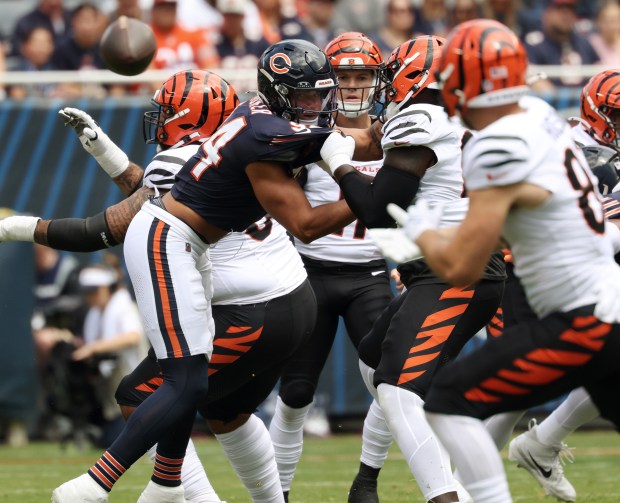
[381,102,469,228]
[464,96,614,317]
[293,159,385,263]
[142,144,307,305]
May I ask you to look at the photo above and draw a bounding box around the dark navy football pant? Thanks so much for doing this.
[115,280,317,422]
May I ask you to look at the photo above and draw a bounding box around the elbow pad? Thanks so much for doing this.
[339,164,421,228]
[47,211,119,252]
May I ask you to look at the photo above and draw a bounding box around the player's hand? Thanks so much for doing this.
[367,227,423,264]
[0,215,39,242]
[59,107,129,178]
[320,131,355,176]
[387,200,444,242]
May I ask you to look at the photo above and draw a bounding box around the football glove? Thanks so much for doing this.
[387,200,445,242]
[0,215,39,242]
[319,131,355,176]
[367,227,423,264]
[59,107,129,178]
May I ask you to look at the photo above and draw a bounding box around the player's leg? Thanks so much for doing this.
[269,263,341,499]
[349,290,403,503]
[53,206,213,502]
[375,280,503,503]
[115,350,223,503]
[425,309,620,503]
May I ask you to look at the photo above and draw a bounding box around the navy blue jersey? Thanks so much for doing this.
[603,192,620,220]
[171,97,332,232]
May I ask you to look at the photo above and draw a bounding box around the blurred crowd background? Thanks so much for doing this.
[1,0,619,449]
[0,0,618,98]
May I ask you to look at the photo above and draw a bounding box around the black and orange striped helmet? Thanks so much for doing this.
[438,19,528,118]
[143,70,239,148]
[325,32,384,117]
[383,36,445,117]
[580,70,620,150]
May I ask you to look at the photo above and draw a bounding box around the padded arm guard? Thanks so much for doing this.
[47,211,119,252]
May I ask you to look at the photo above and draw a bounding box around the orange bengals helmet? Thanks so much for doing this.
[383,36,445,118]
[438,19,529,118]
[325,32,384,117]
[580,70,620,150]
[143,70,239,148]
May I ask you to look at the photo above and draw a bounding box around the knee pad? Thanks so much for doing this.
[279,379,316,409]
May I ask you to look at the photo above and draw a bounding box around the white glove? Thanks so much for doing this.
[387,200,445,242]
[367,227,424,264]
[59,107,129,178]
[0,216,39,242]
[320,131,355,176]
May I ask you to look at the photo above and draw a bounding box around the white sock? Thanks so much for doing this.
[215,414,283,503]
[426,412,512,503]
[483,410,527,450]
[359,359,379,400]
[268,396,311,492]
[536,387,599,447]
[146,440,221,502]
[360,399,392,469]
[377,384,456,501]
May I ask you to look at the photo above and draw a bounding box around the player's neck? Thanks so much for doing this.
[336,113,371,130]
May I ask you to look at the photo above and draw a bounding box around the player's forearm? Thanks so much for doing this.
[293,199,355,244]
[338,165,420,229]
[112,162,144,196]
[33,187,152,251]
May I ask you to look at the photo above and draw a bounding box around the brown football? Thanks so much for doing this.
[99,16,157,76]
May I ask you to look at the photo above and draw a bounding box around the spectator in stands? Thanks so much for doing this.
[481,0,531,37]
[524,0,599,91]
[7,26,57,100]
[331,0,385,37]
[370,0,417,60]
[12,0,71,56]
[151,0,219,73]
[413,0,449,38]
[250,0,312,45]
[215,0,269,93]
[52,3,106,71]
[303,0,337,51]
[52,3,108,98]
[449,0,482,29]
[589,0,620,66]
[74,263,146,447]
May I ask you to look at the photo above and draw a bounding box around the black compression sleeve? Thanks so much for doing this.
[339,164,420,228]
[47,211,119,252]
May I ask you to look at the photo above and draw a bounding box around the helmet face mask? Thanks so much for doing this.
[143,70,239,148]
[324,32,384,118]
[581,71,620,151]
[258,39,339,127]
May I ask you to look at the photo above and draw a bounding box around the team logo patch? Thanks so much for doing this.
[269,53,292,74]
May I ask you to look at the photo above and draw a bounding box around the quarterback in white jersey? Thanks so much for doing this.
[386,20,620,503]
[320,35,505,503]
[269,33,395,503]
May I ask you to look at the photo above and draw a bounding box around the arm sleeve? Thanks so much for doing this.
[339,164,420,228]
[46,211,119,252]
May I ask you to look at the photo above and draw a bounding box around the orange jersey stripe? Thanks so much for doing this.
[464,387,501,403]
[480,377,530,395]
[526,348,592,366]
[439,285,475,300]
[498,358,564,385]
[397,370,426,385]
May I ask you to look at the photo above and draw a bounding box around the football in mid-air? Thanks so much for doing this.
[99,16,156,76]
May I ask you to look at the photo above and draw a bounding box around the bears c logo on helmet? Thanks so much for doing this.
[269,53,292,74]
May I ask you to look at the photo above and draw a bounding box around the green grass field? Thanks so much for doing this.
[1,431,618,502]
